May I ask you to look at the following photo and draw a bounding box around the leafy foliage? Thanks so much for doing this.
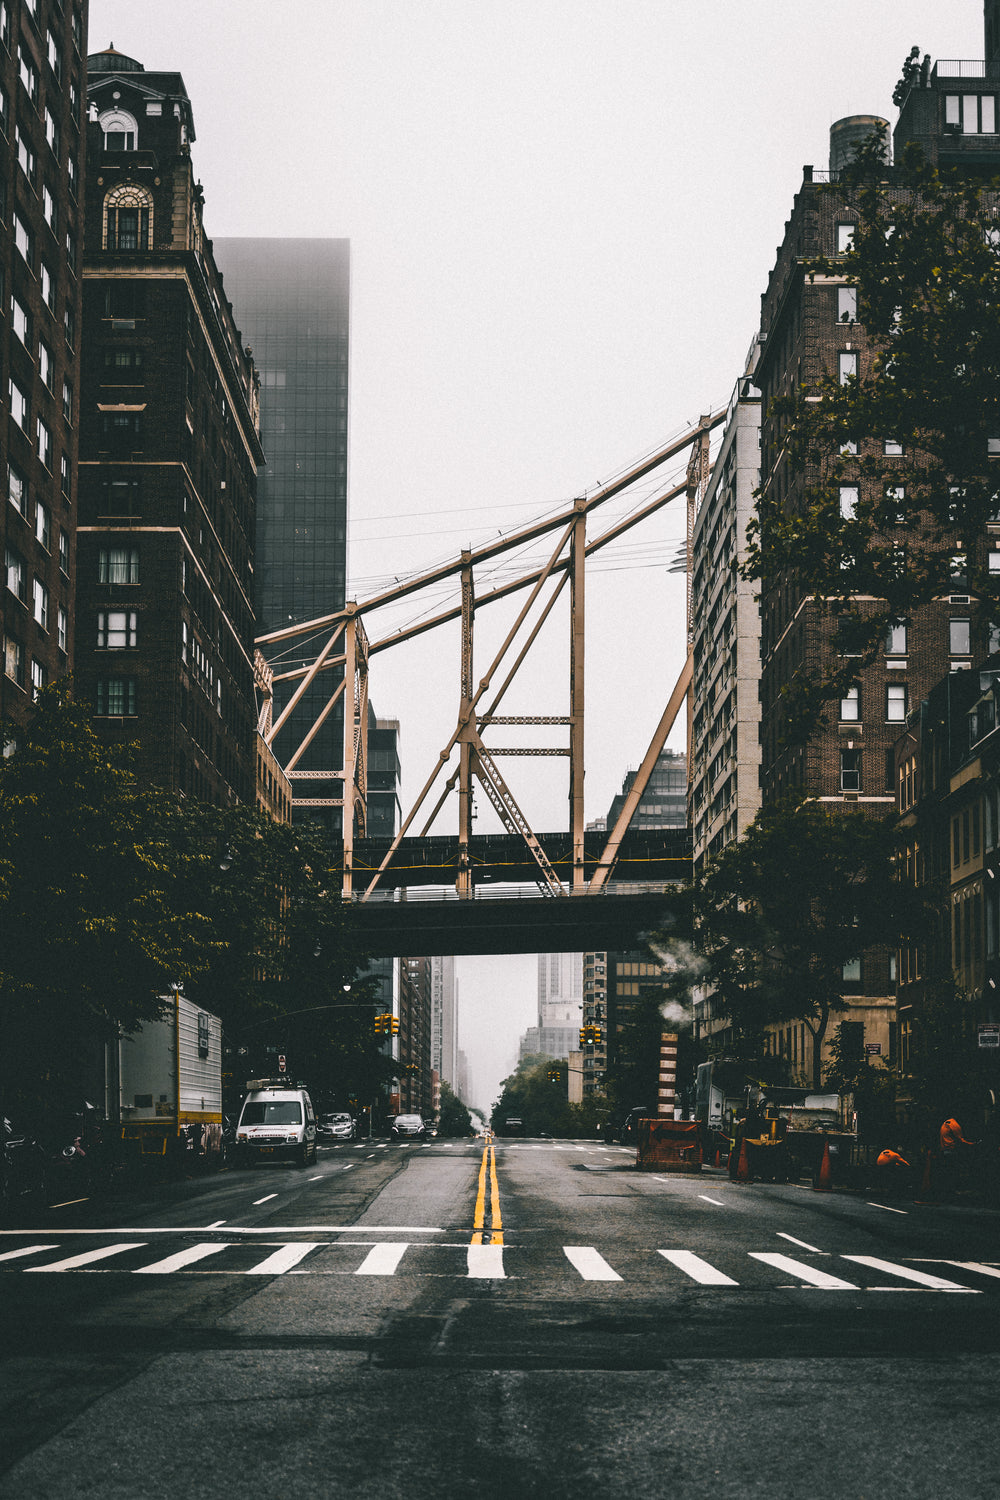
[692,798,932,1088]
[744,135,1000,733]
[437,1081,473,1137]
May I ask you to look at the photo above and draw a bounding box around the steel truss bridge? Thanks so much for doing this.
[254,412,723,954]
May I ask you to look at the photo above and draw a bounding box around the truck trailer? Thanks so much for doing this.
[116,991,224,1166]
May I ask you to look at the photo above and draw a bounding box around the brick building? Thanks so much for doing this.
[3,0,87,737]
[75,45,263,803]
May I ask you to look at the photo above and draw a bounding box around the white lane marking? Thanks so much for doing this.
[777,1233,826,1254]
[467,1245,506,1279]
[341,1164,355,1170]
[47,1198,89,1209]
[205,1220,227,1229]
[355,1242,408,1276]
[308,1175,324,1182]
[749,1253,857,1290]
[252,1194,278,1205]
[941,1261,1000,1281]
[563,1246,622,1281]
[698,1195,726,1206]
[27,1243,146,1273]
[865,1202,908,1214]
[0,1245,57,1264]
[841,1256,979,1291]
[135,1243,234,1274]
[244,1242,322,1275]
[659,1249,738,1286]
[0,1225,444,1237]
[375,1144,388,1150]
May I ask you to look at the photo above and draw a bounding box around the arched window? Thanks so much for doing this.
[99,107,138,152]
[104,183,153,252]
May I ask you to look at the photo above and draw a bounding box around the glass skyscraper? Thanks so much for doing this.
[215,238,350,825]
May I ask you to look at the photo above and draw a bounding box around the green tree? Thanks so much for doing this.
[437,1081,473,1137]
[745,135,1000,735]
[0,690,205,1120]
[491,1053,578,1137]
[692,798,931,1089]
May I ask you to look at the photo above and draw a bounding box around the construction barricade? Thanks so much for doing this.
[635,1117,703,1172]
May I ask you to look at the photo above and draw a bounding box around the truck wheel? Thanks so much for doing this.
[298,1144,310,1168]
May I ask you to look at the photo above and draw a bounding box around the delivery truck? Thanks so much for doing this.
[116,991,224,1167]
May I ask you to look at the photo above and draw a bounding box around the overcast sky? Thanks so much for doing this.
[90,0,984,1109]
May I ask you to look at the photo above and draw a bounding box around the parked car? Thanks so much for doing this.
[391,1114,426,1141]
[317,1112,355,1141]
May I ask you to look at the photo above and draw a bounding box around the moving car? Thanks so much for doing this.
[390,1114,426,1141]
[317,1112,355,1141]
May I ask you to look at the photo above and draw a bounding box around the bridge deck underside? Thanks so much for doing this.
[350,889,684,957]
[350,829,692,891]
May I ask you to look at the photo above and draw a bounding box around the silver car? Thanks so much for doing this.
[391,1114,426,1141]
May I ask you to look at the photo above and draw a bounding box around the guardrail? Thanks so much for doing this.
[353,879,682,905]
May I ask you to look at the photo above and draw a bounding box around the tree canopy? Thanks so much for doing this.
[691,798,932,1088]
[745,136,1000,733]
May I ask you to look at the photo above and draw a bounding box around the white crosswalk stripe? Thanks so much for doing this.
[563,1246,622,1281]
[26,1243,146,1273]
[134,1243,234,1274]
[243,1242,322,1275]
[355,1242,409,1276]
[748,1253,858,1289]
[841,1256,980,1292]
[659,1249,739,1285]
[467,1244,506,1278]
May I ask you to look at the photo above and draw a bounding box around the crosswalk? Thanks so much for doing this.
[0,1236,997,1291]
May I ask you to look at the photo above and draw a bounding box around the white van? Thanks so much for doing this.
[234,1080,317,1167]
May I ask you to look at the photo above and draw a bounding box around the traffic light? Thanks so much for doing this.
[579,1028,587,1049]
[374,1015,384,1035]
[592,1027,603,1046]
[390,1017,399,1036]
[547,1066,560,1082]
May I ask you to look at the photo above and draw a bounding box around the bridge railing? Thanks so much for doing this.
[352,879,684,904]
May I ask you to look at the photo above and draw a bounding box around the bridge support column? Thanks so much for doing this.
[458,552,475,898]
[570,498,586,894]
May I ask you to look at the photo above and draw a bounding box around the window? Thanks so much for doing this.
[18,46,38,104]
[38,340,53,390]
[950,617,971,655]
[884,438,903,456]
[9,379,29,433]
[36,418,52,469]
[99,107,138,152]
[65,228,75,271]
[60,455,70,500]
[950,553,967,588]
[62,379,73,423]
[30,658,45,700]
[5,636,25,688]
[5,547,26,602]
[44,105,59,155]
[42,184,56,232]
[886,621,908,656]
[945,93,997,134]
[15,124,35,181]
[886,683,908,722]
[100,477,141,516]
[104,348,143,375]
[58,528,68,574]
[35,499,49,550]
[32,577,48,629]
[840,684,860,721]
[837,286,857,323]
[101,411,142,444]
[842,957,861,983]
[12,295,30,347]
[97,610,138,649]
[840,749,861,791]
[95,676,137,716]
[989,551,1000,575]
[885,485,906,522]
[836,223,856,253]
[64,304,75,349]
[46,27,61,79]
[40,260,54,310]
[13,211,32,265]
[98,547,139,585]
[838,351,858,384]
[103,184,152,251]
[839,485,858,520]
[57,606,67,653]
[7,461,27,518]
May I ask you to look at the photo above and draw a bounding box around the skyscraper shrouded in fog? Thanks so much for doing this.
[215,238,350,826]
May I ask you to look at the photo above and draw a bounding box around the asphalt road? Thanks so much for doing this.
[1,1136,998,1499]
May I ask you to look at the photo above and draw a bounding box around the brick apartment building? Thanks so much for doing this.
[3,0,87,737]
[74,45,263,804]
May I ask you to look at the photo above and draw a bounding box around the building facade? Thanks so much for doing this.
[690,350,762,873]
[3,0,88,738]
[214,238,350,827]
[76,46,263,803]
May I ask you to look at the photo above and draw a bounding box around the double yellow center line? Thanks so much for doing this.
[471,1133,503,1246]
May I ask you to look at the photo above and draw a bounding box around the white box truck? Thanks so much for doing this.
[117,991,224,1166]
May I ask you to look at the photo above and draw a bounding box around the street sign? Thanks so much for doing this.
[865,1042,882,1056]
[978,1025,999,1049]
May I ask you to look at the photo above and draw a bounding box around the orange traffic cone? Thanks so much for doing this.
[914,1149,936,1205]
[735,1137,751,1183]
[812,1138,832,1192]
